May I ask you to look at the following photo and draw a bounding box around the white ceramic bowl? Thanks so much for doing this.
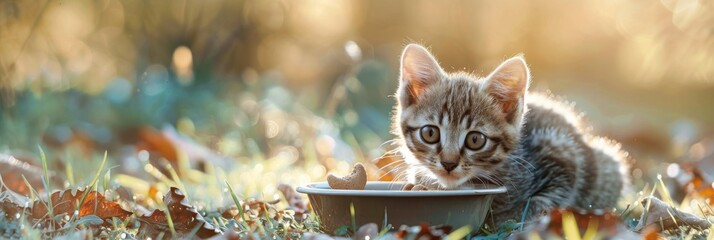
[297,181,507,233]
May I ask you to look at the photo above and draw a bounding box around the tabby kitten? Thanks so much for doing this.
[392,44,629,223]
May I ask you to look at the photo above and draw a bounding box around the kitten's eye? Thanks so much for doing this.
[419,125,440,144]
[465,131,487,150]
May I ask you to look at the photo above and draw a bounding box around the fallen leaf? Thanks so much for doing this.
[30,188,132,227]
[277,183,307,217]
[641,225,661,240]
[0,153,59,195]
[136,126,231,173]
[0,187,29,219]
[220,206,240,220]
[635,196,711,232]
[138,187,220,239]
[682,163,714,202]
[136,126,178,163]
[278,184,310,222]
[242,199,279,219]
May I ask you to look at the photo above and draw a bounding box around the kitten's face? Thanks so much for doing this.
[394,44,529,188]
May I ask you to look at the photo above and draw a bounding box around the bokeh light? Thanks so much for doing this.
[0,1,713,231]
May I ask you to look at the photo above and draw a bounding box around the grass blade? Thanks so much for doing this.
[38,146,55,229]
[75,151,108,220]
[165,208,177,239]
[350,202,357,233]
[65,152,75,187]
[225,180,246,222]
[447,225,472,240]
[562,211,582,240]
[520,197,531,231]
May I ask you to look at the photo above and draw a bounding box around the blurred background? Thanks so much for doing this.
[0,0,713,203]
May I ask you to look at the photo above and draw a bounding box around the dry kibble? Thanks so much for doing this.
[327,163,367,190]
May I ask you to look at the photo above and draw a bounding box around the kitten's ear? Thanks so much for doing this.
[399,44,443,105]
[482,56,530,122]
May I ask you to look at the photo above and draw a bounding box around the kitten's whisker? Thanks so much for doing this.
[510,155,536,171]
[483,174,515,203]
[377,139,400,150]
[510,158,532,174]
[379,163,406,176]
[473,176,487,187]
[371,150,400,163]
[377,160,405,172]
[391,168,410,183]
[378,162,406,180]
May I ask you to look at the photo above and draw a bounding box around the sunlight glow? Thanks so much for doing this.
[344,41,362,62]
[666,163,680,178]
[172,46,193,84]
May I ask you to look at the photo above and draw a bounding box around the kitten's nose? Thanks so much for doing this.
[440,161,458,173]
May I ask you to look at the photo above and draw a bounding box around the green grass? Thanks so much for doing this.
[1,73,712,239]
[2,135,713,239]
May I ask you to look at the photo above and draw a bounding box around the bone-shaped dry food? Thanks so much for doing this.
[327,163,367,190]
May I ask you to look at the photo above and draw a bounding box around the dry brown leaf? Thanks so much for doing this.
[137,187,220,239]
[635,196,711,232]
[0,187,29,219]
[683,164,714,202]
[277,184,307,213]
[243,199,279,219]
[221,200,278,222]
[136,126,179,163]
[220,206,241,220]
[0,153,60,195]
[641,225,661,240]
[277,184,305,211]
[136,126,230,172]
[30,188,132,227]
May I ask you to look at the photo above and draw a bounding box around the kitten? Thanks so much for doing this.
[392,44,629,224]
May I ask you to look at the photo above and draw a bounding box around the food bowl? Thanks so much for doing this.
[296,181,507,233]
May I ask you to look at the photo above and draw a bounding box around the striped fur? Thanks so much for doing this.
[392,44,629,223]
